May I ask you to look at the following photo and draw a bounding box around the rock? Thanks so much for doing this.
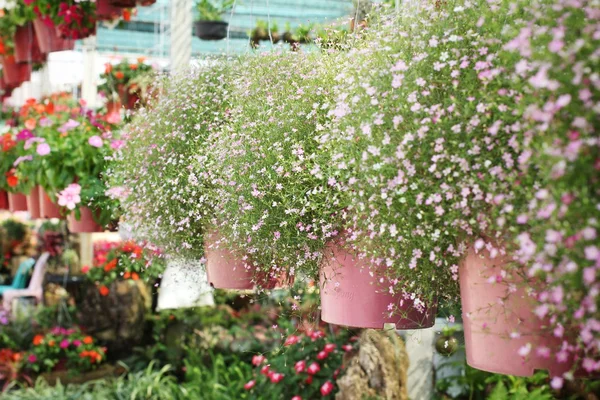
[336,329,409,400]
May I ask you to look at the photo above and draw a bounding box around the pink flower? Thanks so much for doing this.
[58,119,80,133]
[324,343,336,353]
[243,380,255,390]
[294,360,306,374]
[110,139,125,150]
[28,354,37,363]
[270,372,284,383]
[60,339,70,349]
[252,355,266,366]
[291,396,302,400]
[317,351,328,360]
[320,381,334,396]
[36,143,51,156]
[307,362,320,375]
[550,376,563,390]
[284,335,300,346]
[88,135,103,148]
[57,183,82,210]
[260,365,270,376]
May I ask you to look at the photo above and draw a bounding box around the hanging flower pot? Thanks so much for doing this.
[106,99,122,114]
[14,23,46,64]
[0,191,8,210]
[194,21,229,41]
[320,242,437,329]
[1,56,31,87]
[32,19,75,54]
[39,187,63,219]
[7,192,27,212]
[459,247,573,377]
[97,0,123,21]
[137,0,156,5]
[67,207,103,233]
[26,185,42,219]
[205,233,254,289]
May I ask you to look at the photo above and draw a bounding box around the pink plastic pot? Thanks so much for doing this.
[7,192,28,212]
[26,185,41,219]
[97,0,122,20]
[67,207,103,233]
[1,56,31,87]
[205,234,254,289]
[14,23,46,64]
[320,242,437,329]
[460,247,572,376]
[0,191,8,210]
[32,19,75,54]
[39,187,63,219]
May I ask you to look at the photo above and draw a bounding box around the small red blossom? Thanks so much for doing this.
[284,335,300,346]
[320,381,334,396]
[243,380,255,390]
[252,354,266,366]
[294,360,306,374]
[269,372,284,383]
[307,362,320,375]
[317,350,329,360]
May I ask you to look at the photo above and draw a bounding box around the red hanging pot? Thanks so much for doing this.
[14,23,46,64]
[320,241,437,329]
[39,187,63,219]
[1,56,31,87]
[7,192,28,212]
[26,185,42,219]
[67,207,103,233]
[0,191,8,210]
[459,246,573,377]
[33,19,75,54]
[96,0,122,21]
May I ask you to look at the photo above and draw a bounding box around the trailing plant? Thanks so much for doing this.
[108,63,234,259]
[211,51,344,285]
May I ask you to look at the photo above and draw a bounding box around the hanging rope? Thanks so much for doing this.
[266,0,273,46]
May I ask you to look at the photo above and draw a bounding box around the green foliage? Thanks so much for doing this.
[196,0,235,21]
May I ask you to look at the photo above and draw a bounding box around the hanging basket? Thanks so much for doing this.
[97,0,123,21]
[14,23,46,64]
[194,21,229,41]
[459,246,573,377]
[137,0,157,5]
[320,242,437,329]
[39,187,63,219]
[25,185,41,219]
[0,191,8,210]
[32,19,75,54]
[7,193,28,212]
[67,207,103,233]
[1,56,31,87]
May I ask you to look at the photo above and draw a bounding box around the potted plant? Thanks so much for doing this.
[209,52,343,291]
[250,20,279,47]
[99,58,155,111]
[0,132,27,212]
[194,0,234,41]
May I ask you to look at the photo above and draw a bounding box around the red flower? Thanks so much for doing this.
[252,354,266,366]
[320,381,334,396]
[99,285,110,296]
[310,330,326,341]
[284,335,299,346]
[324,343,336,353]
[305,376,313,385]
[6,175,18,188]
[81,265,90,274]
[114,71,125,80]
[292,397,302,400]
[243,380,255,390]
[260,364,270,376]
[104,63,113,74]
[317,350,328,360]
[307,362,320,375]
[342,344,353,352]
[269,372,284,383]
[104,258,118,272]
[294,360,306,374]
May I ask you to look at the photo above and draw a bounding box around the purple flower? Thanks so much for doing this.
[88,135,103,148]
[58,119,80,133]
[16,129,34,141]
[39,117,53,127]
[73,340,82,347]
[14,155,33,167]
[36,143,51,156]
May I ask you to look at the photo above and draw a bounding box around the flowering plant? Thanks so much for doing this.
[321,0,599,380]
[108,63,233,259]
[32,0,96,40]
[243,329,356,399]
[211,52,343,284]
[25,327,106,373]
[84,240,165,296]
[98,58,155,109]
